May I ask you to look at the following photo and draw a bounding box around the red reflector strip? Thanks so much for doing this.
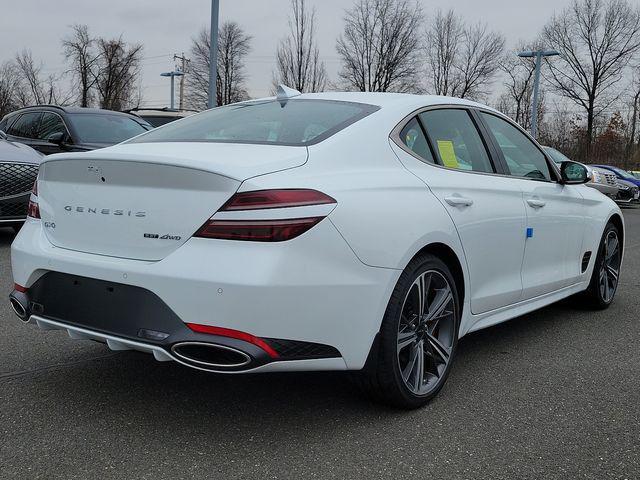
[221,189,336,211]
[14,283,28,293]
[186,323,279,358]
[194,217,323,242]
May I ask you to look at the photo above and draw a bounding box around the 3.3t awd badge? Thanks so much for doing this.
[144,233,182,241]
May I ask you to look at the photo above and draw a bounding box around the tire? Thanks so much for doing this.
[583,222,622,310]
[356,253,460,409]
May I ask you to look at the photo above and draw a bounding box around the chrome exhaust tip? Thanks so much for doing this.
[171,342,252,370]
[9,293,30,322]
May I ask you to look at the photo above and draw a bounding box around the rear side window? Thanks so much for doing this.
[128,99,379,146]
[7,112,41,139]
[419,109,494,173]
[480,112,551,181]
[399,117,434,162]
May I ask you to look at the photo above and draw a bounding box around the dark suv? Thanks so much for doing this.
[0,106,152,155]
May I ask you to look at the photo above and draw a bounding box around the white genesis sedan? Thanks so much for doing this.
[10,88,624,408]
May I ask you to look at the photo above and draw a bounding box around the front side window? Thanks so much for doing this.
[481,112,551,181]
[128,99,379,147]
[68,114,149,144]
[543,146,572,166]
[7,112,41,139]
[37,113,68,141]
[418,109,494,173]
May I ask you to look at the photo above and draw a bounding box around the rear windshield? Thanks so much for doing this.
[128,99,379,146]
[140,116,180,127]
[68,114,150,144]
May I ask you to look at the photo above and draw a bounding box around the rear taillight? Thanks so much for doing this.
[27,179,40,219]
[195,217,323,242]
[194,189,336,242]
[221,189,335,211]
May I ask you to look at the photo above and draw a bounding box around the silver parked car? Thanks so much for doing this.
[0,130,43,232]
[543,147,618,199]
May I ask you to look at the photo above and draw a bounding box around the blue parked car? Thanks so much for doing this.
[594,165,640,188]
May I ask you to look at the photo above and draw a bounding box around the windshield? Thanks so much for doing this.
[128,99,379,146]
[607,166,636,180]
[543,146,572,164]
[68,114,150,144]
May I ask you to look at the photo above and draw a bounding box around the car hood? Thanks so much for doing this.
[0,139,44,164]
[617,179,638,188]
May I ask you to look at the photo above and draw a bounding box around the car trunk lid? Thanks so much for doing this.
[37,143,308,261]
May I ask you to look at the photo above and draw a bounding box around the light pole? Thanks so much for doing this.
[209,0,220,109]
[517,49,560,139]
[161,70,184,109]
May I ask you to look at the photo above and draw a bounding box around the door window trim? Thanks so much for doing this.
[390,104,561,182]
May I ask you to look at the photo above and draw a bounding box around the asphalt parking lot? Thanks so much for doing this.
[1,209,639,480]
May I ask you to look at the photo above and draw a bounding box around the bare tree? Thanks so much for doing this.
[93,37,142,111]
[625,69,640,159]
[542,0,640,156]
[274,0,327,92]
[12,50,69,106]
[456,24,505,99]
[186,22,252,109]
[336,0,423,92]
[424,9,464,96]
[62,24,99,107]
[0,62,20,118]
[424,10,504,100]
[14,50,48,105]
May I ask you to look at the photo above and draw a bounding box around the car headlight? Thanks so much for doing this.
[618,183,630,190]
[591,172,602,183]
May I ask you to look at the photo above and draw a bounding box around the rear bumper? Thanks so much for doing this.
[11,218,399,370]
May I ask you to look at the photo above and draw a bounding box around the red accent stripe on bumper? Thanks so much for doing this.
[185,323,279,359]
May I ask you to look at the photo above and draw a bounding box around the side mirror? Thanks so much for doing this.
[46,131,68,146]
[0,130,6,140]
[560,161,589,185]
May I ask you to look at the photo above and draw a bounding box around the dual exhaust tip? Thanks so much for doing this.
[171,342,252,370]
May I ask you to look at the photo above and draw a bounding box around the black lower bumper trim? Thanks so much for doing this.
[22,272,341,369]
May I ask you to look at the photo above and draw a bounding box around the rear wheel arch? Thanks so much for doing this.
[411,242,466,314]
[607,213,624,255]
[357,244,464,407]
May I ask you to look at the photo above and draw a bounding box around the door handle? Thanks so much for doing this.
[444,195,474,207]
[526,198,546,208]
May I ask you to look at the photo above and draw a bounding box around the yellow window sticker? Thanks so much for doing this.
[437,140,459,168]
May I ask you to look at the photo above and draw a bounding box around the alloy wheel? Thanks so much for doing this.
[599,230,621,304]
[397,270,456,396]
